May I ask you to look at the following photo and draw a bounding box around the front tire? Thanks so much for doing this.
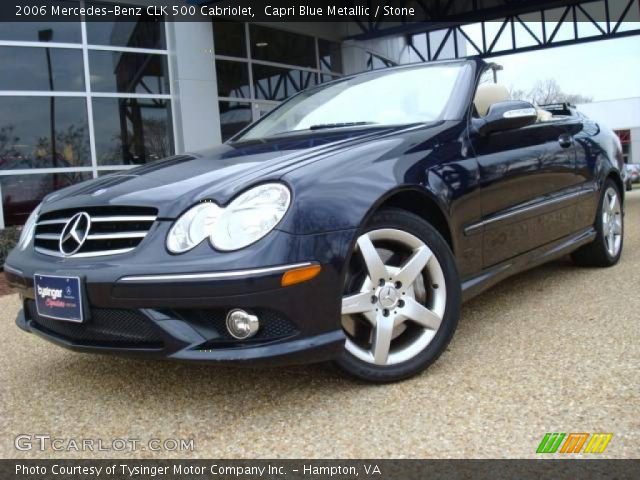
[572,179,623,267]
[335,208,461,383]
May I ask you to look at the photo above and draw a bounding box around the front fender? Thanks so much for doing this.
[277,122,473,236]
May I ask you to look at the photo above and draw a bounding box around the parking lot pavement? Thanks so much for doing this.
[1,191,639,460]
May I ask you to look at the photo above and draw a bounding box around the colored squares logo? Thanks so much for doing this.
[537,433,613,454]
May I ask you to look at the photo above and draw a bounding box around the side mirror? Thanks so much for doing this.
[476,100,538,136]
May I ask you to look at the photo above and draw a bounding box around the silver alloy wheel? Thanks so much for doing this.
[341,229,447,366]
[602,186,622,257]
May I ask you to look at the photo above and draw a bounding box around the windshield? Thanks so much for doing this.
[237,64,465,140]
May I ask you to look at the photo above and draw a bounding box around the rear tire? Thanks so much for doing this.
[335,208,461,383]
[571,179,623,267]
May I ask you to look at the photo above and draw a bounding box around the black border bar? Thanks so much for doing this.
[3,0,636,23]
[2,459,640,480]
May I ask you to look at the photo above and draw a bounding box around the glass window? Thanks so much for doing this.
[97,170,125,177]
[256,103,276,118]
[89,51,169,94]
[213,21,246,58]
[250,25,317,68]
[86,3,165,49]
[616,129,631,163]
[92,97,174,166]
[216,60,250,99]
[320,74,339,84]
[219,101,252,141]
[253,64,317,101]
[318,40,342,73]
[0,97,90,170]
[239,64,464,140]
[0,10,81,43]
[1,172,91,226]
[366,53,395,70]
[0,46,84,91]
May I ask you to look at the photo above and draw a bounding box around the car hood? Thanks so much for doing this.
[40,124,432,218]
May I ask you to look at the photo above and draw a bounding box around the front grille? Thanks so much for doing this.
[25,300,164,348]
[34,206,157,258]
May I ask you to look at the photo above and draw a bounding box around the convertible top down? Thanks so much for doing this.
[5,58,625,382]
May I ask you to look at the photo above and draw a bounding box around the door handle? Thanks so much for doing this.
[558,134,573,148]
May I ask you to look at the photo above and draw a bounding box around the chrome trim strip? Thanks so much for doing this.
[35,247,135,258]
[35,234,60,240]
[86,232,147,240]
[91,216,156,222]
[119,262,314,283]
[464,188,596,236]
[461,227,597,301]
[38,215,155,226]
[37,219,69,226]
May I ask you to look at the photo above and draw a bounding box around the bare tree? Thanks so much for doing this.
[509,79,592,105]
[508,87,529,102]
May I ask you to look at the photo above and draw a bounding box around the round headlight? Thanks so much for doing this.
[167,202,221,253]
[18,204,41,251]
[210,183,291,251]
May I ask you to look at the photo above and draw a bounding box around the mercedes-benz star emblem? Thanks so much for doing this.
[59,212,91,256]
[378,285,399,308]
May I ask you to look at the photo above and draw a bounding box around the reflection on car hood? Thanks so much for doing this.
[40,126,419,218]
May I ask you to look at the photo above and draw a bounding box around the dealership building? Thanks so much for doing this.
[0,5,451,228]
[577,97,640,166]
[0,1,637,228]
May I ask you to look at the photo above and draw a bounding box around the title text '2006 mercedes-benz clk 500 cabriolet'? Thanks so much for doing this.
[5,59,625,382]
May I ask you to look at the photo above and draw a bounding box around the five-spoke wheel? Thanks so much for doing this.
[335,208,460,382]
[572,179,624,268]
[341,229,446,366]
[602,186,622,258]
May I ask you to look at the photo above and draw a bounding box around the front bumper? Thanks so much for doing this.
[5,227,356,366]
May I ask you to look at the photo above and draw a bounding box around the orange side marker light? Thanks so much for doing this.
[281,264,322,287]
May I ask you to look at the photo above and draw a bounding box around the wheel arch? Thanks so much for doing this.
[363,187,455,254]
[606,170,625,205]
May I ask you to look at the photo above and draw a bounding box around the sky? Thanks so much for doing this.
[490,35,640,102]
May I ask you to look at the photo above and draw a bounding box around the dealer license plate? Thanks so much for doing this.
[34,274,84,323]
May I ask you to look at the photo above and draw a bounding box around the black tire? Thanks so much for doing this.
[334,208,461,383]
[571,179,623,267]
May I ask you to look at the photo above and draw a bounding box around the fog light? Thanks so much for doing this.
[226,309,259,339]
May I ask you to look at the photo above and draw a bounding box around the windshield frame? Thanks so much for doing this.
[229,59,475,143]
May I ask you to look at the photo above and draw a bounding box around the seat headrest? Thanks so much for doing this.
[474,83,510,116]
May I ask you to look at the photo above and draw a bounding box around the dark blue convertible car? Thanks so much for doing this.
[5,59,625,382]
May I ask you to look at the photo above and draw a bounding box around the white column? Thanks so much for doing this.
[166,18,221,153]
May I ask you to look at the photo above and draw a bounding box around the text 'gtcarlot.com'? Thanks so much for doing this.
[14,434,195,452]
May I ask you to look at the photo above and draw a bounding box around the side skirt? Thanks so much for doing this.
[461,227,597,302]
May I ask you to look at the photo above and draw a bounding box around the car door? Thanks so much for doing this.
[469,118,580,267]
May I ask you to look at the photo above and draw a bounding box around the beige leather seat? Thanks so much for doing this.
[473,83,510,116]
[474,83,554,122]
[535,108,553,122]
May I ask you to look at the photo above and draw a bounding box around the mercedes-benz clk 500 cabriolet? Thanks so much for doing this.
[5,59,625,382]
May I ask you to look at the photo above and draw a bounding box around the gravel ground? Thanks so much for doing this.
[1,191,639,460]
